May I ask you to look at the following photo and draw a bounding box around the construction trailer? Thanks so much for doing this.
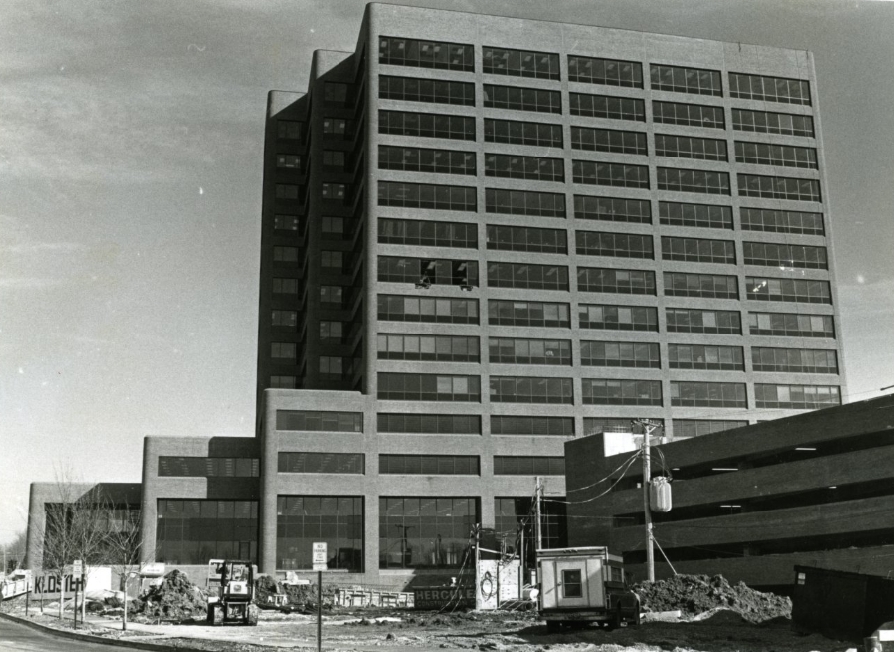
[538,547,640,631]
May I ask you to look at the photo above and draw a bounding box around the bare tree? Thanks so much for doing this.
[1,530,27,573]
[30,467,111,625]
[99,503,142,630]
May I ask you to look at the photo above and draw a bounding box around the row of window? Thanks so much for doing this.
[273,306,835,353]
[381,74,810,116]
[264,409,831,439]
[378,41,811,104]
[265,410,841,444]
[571,127,647,155]
[158,457,259,478]
[374,143,819,191]
[384,265,830,303]
[487,224,566,253]
[486,153,564,182]
[573,195,652,223]
[375,295,836,337]
[378,413,481,434]
[378,257,478,287]
[377,177,821,212]
[377,107,813,146]
[376,338,764,370]
[483,46,560,79]
[656,134,727,161]
[380,109,476,140]
[379,145,476,175]
[379,217,479,248]
[377,333,837,372]
[373,205,823,237]
[753,383,842,408]
[379,36,475,71]
[377,334,480,362]
[375,373,840,407]
[392,229,826,270]
[571,94,645,121]
[156,500,257,566]
[278,452,565,475]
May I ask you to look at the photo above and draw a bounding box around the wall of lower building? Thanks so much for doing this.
[25,482,142,572]
[141,436,261,565]
[565,394,894,588]
[259,388,563,589]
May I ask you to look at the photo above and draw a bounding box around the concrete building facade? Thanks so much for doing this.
[28,4,847,589]
[248,3,845,586]
[564,394,894,591]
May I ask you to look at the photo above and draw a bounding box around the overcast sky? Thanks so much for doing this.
[2,0,893,546]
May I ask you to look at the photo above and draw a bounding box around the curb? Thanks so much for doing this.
[0,611,179,651]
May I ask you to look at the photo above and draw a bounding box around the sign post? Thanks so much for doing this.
[72,561,83,629]
[313,542,327,652]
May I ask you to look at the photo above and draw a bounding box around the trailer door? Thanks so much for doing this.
[585,556,606,607]
[539,560,557,609]
[555,560,588,607]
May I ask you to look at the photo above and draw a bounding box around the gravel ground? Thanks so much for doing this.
[2,601,858,652]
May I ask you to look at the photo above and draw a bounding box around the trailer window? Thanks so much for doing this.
[610,566,624,583]
[797,572,806,585]
[561,569,583,598]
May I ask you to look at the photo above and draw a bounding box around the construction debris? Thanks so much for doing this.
[128,570,208,623]
[253,574,339,611]
[633,574,791,623]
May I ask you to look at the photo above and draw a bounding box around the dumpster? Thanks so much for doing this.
[792,565,894,641]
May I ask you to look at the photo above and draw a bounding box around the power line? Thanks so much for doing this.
[543,452,641,506]
[565,449,643,493]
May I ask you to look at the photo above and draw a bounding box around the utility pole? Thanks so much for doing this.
[633,419,663,582]
[474,523,481,609]
[534,477,543,551]
[317,568,322,652]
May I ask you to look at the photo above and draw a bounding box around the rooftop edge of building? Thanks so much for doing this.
[267,90,305,117]
[143,436,260,459]
[366,1,816,57]
[570,392,894,466]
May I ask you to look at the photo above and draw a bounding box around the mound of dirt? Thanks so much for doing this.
[129,570,208,623]
[633,574,791,623]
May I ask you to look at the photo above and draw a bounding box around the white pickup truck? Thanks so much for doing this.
[538,546,640,631]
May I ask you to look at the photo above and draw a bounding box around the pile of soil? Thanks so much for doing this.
[128,570,208,623]
[633,574,791,623]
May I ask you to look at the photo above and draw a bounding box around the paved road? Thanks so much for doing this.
[0,617,123,651]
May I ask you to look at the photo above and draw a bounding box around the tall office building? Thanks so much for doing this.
[254,3,845,583]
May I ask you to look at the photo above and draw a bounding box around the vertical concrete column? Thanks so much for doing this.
[259,394,280,573]
[480,493,495,531]
[140,438,158,563]
[364,496,379,577]
[24,485,45,571]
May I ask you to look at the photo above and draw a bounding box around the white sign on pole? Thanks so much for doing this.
[312,542,328,570]
[72,560,83,575]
